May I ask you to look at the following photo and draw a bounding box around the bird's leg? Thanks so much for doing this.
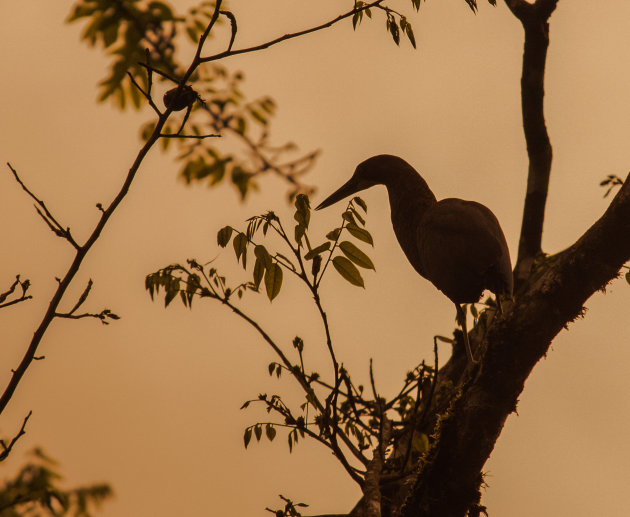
[456,303,477,364]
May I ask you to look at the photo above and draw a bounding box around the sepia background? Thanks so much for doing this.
[1,0,629,515]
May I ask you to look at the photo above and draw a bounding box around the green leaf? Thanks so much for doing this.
[185,274,200,306]
[67,4,96,22]
[304,242,331,260]
[349,207,366,225]
[412,432,429,453]
[253,257,265,289]
[295,224,306,244]
[234,116,246,134]
[294,194,310,228]
[389,19,400,45]
[346,223,374,246]
[342,211,357,226]
[233,233,247,262]
[311,255,322,278]
[254,424,262,442]
[332,256,365,287]
[339,241,375,269]
[164,278,180,307]
[254,245,272,268]
[217,226,233,247]
[248,108,267,125]
[353,197,368,212]
[406,23,417,49]
[266,424,276,441]
[326,228,341,241]
[244,427,252,448]
[102,22,118,48]
[264,263,283,301]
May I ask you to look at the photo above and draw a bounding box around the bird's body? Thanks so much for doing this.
[316,154,513,363]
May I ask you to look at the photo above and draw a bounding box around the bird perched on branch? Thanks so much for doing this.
[316,154,513,363]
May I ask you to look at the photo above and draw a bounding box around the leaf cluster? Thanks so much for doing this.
[68,0,318,201]
[0,448,112,517]
[145,196,441,485]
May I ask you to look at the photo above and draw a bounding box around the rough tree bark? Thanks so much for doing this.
[338,1,630,516]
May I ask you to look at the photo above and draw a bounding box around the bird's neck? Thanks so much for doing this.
[384,171,437,276]
[384,169,437,222]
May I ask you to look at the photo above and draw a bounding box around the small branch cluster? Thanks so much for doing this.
[265,494,309,517]
[0,276,32,310]
[8,163,79,249]
[0,448,112,515]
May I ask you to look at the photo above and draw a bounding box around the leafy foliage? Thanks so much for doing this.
[0,448,112,517]
[145,195,446,487]
[68,0,491,201]
[68,0,318,201]
[146,194,375,308]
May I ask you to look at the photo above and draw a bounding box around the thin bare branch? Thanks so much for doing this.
[8,163,79,249]
[0,276,32,309]
[159,133,220,139]
[127,71,162,115]
[220,10,237,52]
[199,1,384,64]
[0,411,32,462]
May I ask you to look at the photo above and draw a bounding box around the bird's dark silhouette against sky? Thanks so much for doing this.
[316,154,513,363]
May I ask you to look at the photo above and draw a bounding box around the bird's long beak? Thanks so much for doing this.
[315,176,362,210]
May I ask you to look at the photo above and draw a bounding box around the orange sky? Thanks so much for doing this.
[1,1,630,516]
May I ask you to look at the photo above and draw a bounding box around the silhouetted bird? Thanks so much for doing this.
[316,154,513,363]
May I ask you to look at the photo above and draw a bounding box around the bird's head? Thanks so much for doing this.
[316,154,410,210]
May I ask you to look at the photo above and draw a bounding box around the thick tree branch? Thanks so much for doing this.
[399,173,630,516]
[506,0,558,285]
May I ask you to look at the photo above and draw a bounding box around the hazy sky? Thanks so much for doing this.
[1,1,630,516]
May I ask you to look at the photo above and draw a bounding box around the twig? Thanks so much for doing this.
[127,71,162,115]
[159,133,220,139]
[220,10,237,52]
[199,1,384,64]
[0,276,32,309]
[0,411,32,462]
[221,296,368,478]
[67,279,93,315]
[402,337,440,471]
[8,163,79,249]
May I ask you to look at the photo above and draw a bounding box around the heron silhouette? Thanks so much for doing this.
[316,154,513,363]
